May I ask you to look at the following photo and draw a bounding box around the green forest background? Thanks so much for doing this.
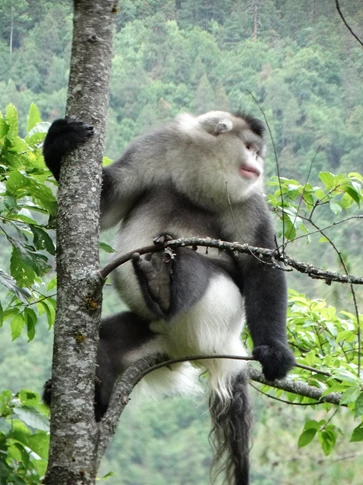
[0,1,363,484]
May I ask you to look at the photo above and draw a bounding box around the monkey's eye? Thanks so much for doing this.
[245,143,257,153]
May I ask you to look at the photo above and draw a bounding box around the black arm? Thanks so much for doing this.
[232,198,295,381]
[242,254,295,380]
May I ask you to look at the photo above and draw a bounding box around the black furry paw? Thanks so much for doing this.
[252,343,295,381]
[43,118,94,180]
[42,379,52,408]
[47,118,94,140]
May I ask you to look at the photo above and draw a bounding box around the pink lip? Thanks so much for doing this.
[239,164,261,179]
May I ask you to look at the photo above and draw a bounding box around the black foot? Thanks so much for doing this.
[133,250,174,315]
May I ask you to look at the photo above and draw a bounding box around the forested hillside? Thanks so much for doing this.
[0,1,362,484]
[1,0,362,177]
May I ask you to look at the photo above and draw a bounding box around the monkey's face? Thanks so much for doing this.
[198,111,265,203]
[171,111,266,210]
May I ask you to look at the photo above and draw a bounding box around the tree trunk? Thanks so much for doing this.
[44,1,117,484]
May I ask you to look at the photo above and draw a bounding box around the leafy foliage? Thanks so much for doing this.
[0,104,56,341]
[0,388,49,485]
[0,105,55,481]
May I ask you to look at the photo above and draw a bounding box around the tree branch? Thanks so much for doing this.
[335,0,363,47]
[96,353,168,467]
[96,353,342,458]
[100,237,363,285]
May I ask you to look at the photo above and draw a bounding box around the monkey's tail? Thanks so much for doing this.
[209,371,251,485]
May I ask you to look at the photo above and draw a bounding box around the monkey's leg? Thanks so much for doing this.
[95,311,154,420]
[42,312,155,421]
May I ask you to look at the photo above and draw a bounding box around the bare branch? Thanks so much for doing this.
[248,367,341,405]
[100,237,363,285]
[96,353,342,452]
[96,353,168,467]
[335,0,363,47]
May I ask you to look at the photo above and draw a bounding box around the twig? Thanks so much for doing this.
[308,219,361,376]
[246,89,286,249]
[249,382,328,406]
[284,215,363,244]
[335,0,363,47]
[282,146,320,248]
[100,237,363,285]
[96,352,342,462]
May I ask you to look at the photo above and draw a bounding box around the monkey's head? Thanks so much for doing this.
[172,111,266,210]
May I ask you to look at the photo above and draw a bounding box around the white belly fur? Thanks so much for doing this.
[111,218,247,401]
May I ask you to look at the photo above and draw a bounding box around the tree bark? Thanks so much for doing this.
[44,1,117,484]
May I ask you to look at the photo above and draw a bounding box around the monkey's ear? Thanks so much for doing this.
[198,116,234,135]
[213,119,233,135]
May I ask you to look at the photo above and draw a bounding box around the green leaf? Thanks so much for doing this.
[304,419,323,431]
[342,185,361,205]
[13,407,49,432]
[10,213,38,225]
[99,242,116,253]
[319,172,335,188]
[30,226,56,255]
[0,390,13,415]
[10,246,37,287]
[350,423,363,442]
[339,192,354,210]
[336,330,356,343]
[339,386,361,405]
[0,302,3,326]
[354,392,363,417]
[5,104,19,142]
[27,431,49,459]
[102,156,113,167]
[329,200,342,215]
[10,313,25,340]
[38,300,55,328]
[19,389,39,407]
[24,308,37,342]
[6,170,31,196]
[0,268,31,302]
[27,104,41,132]
[314,188,326,200]
[47,277,57,291]
[0,417,11,434]
[11,239,50,278]
[26,121,50,146]
[0,118,9,138]
[318,427,337,456]
[298,428,317,447]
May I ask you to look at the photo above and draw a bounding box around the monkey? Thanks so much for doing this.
[43,111,295,485]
